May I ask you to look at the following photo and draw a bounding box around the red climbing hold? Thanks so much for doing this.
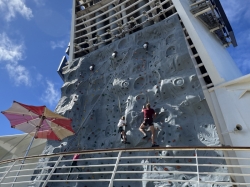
[176,166,181,169]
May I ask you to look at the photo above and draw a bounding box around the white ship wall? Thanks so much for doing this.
[173,0,250,183]
[210,75,250,183]
[173,0,242,85]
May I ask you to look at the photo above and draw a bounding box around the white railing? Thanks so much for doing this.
[0,147,250,187]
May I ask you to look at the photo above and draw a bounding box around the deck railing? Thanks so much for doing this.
[0,147,250,187]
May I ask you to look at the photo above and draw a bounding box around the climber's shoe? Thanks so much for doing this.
[142,135,148,139]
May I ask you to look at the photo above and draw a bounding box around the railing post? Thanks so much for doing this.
[195,149,200,186]
[41,155,63,187]
[108,151,122,187]
[0,160,17,183]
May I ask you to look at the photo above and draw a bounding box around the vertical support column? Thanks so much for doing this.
[195,149,200,186]
[69,0,76,61]
[120,3,129,36]
[137,0,152,28]
[95,11,105,48]
[41,155,63,187]
[108,151,122,187]
[149,0,159,23]
[108,4,119,41]
[84,16,94,52]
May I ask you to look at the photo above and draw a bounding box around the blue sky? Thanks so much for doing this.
[0,0,249,136]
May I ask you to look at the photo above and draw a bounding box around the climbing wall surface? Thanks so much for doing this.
[35,15,230,186]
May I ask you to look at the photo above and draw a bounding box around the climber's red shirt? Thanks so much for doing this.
[142,108,155,119]
[73,154,80,160]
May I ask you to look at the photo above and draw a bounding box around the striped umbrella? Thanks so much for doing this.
[1,101,75,187]
[1,101,74,148]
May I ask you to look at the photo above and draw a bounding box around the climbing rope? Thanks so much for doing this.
[144,46,150,104]
[66,73,116,152]
[117,95,122,114]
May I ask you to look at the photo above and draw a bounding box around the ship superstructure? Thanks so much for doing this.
[1,0,250,186]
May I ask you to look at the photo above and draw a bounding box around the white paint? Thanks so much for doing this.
[69,0,76,62]
[173,0,242,86]
[172,0,250,183]
[208,75,250,183]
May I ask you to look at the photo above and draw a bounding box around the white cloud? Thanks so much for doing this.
[41,80,60,107]
[0,32,31,86]
[0,33,23,62]
[6,63,31,86]
[34,0,45,6]
[0,0,33,21]
[50,40,66,50]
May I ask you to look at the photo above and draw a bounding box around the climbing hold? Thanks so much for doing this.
[112,51,117,58]
[176,166,181,169]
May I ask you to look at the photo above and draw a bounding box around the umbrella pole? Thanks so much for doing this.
[11,118,43,187]
[23,129,38,160]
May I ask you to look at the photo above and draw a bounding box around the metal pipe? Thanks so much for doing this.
[120,3,129,36]
[137,0,152,28]
[149,0,159,23]
[108,4,119,41]
[108,151,122,187]
[95,10,105,48]
[41,155,63,187]
[75,0,171,39]
[74,8,177,53]
[10,118,43,187]
[195,149,200,186]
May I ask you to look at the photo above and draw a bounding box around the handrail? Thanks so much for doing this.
[0,147,250,187]
[1,146,249,164]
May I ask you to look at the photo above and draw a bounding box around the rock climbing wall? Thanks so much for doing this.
[35,15,230,187]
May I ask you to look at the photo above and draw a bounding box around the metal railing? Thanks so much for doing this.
[0,147,250,187]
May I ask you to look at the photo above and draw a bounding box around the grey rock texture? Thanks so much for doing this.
[35,15,230,187]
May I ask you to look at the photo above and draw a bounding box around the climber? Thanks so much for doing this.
[89,64,95,71]
[66,152,82,180]
[139,103,158,147]
[117,116,128,143]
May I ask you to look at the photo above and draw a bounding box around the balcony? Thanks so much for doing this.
[190,0,237,47]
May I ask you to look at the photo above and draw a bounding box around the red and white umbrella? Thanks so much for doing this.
[1,101,74,141]
[1,101,75,186]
